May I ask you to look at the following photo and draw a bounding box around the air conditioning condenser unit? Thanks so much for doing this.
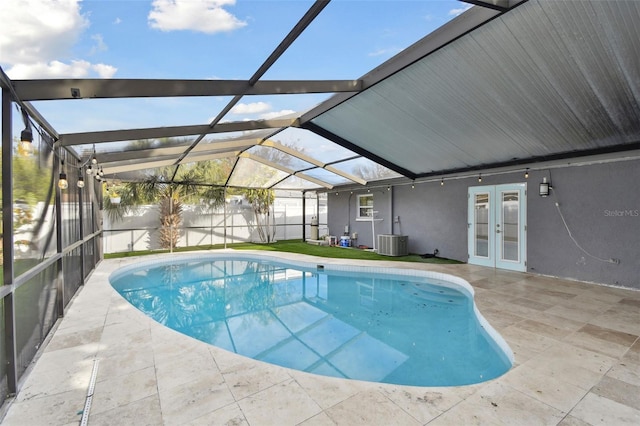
[377,234,408,256]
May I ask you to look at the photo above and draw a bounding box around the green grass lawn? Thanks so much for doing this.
[104,239,462,264]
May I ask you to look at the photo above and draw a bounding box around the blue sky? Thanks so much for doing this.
[1,0,469,135]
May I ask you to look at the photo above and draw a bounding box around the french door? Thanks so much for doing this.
[468,183,527,272]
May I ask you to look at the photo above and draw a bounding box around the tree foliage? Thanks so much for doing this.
[352,162,398,181]
[243,188,276,243]
[3,145,52,206]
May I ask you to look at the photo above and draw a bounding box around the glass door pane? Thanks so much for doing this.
[474,193,490,257]
[500,191,519,262]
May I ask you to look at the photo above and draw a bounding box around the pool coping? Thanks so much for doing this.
[108,251,515,385]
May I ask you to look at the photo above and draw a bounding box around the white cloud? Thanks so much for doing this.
[260,110,296,120]
[368,47,401,58]
[0,0,89,64]
[89,34,108,55]
[230,102,271,115]
[92,63,118,79]
[148,0,247,34]
[449,5,472,17]
[113,17,122,25]
[0,0,119,79]
[7,60,93,79]
[6,60,118,79]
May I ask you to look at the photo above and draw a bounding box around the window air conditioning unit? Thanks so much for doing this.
[377,234,408,256]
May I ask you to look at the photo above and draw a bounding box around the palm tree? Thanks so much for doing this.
[243,188,276,243]
[104,162,226,250]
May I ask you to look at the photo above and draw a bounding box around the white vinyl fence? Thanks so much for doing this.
[103,194,327,254]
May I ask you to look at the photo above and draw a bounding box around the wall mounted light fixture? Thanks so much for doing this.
[539,177,551,197]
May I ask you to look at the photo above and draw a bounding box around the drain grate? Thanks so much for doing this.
[79,359,100,426]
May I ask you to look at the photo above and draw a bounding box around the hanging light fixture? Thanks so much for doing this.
[478,174,482,183]
[440,178,444,186]
[524,168,529,179]
[86,145,98,175]
[109,184,121,204]
[19,128,34,156]
[18,109,34,156]
[58,161,68,190]
[539,177,551,197]
[77,172,85,189]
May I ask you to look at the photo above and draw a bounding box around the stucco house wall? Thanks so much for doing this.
[328,158,640,290]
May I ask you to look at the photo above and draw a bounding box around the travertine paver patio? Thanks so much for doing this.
[1,250,639,425]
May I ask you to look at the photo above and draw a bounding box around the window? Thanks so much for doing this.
[357,194,374,220]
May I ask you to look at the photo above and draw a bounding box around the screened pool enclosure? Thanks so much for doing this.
[3,0,640,407]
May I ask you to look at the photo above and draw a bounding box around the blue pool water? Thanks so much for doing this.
[110,254,512,386]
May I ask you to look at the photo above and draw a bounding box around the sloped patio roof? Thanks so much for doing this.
[3,0,639,190]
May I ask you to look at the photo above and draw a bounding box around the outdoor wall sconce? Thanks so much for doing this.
[539,177,551,197]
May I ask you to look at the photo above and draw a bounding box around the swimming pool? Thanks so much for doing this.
[110,253,513,387]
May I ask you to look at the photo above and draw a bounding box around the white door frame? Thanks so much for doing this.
[468,183,527,272]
